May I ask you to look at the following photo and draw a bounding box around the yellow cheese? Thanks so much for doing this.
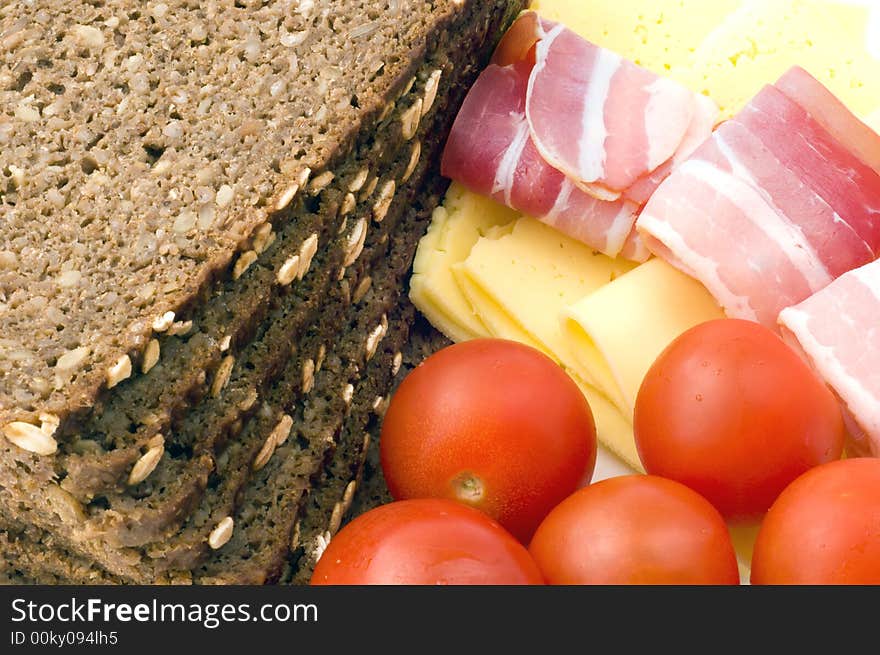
[572,376,644,473]
[562,258,724,416]
[675,0,880,118]
[529,0,740,74]
[868,108,880,133]
[453,216,636,374]
[410,183,519,342]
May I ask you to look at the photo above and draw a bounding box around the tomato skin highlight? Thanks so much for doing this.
[380,339,596,542]
[309,499,545,585]
[529,475,740,585]
[634,318,845,521]
[751,458,880,585]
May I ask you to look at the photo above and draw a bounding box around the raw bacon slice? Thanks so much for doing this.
[779,259,880,457]
[441,62,642,259]
[638,72,880,328]
[775,66,880,175]
[734,84,880,253]
[625,93,720,205]
[637,153,832,326]
[526,17,696,198]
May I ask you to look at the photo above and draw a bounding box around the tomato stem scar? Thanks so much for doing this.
[452,472,485,504]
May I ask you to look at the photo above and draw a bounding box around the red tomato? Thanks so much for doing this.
[310,499,544,585]
[634,318,845,521]
[751,458,880,584]
[529,475,740,585]
[379,339,596,542]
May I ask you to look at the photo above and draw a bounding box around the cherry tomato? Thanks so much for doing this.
[379,339,597,542]
[634,318,845,521]
[751,458,880,584]
[310,498,544,585]
[529,475,740,585]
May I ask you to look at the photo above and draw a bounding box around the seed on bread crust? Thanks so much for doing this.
[210,355,235,398]
[128,443,165,486]
[106,354,132,389]
[142,339,160,374]
[208,517,234,550]
[402,140,421,183]
[2,421,57,456]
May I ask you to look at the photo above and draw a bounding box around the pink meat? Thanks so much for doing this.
[734,84,880,253]
[705,121,874,278]
[637,154,834,327]
[526,19,694,198]
[440,62,642,259]
[775,66,880,175]
[779,259,880,456]
[625,92,719,205]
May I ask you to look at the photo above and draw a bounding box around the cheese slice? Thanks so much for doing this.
[572,376,644,473]
[675,0,880,118]
[528,0,740,74]
[562,258,724,416]
[410,183,519,342]
[453,216,636,375]
[867,108,880,133]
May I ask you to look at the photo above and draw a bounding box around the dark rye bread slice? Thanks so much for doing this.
[194,184,442,585]
[0,192,437,585]
[0,0,498,508]
[285,313,449,584]
[1,0,521,433]
[0,32,474,576]
[0,0,520,560]
[0,296,413,587]
[56,33,462,502]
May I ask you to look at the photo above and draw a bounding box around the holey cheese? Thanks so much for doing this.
[410,183,518,342]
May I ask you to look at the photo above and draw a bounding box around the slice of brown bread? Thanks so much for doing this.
[0,0,522,433]
[0,0,524,564]
[285,313,450,584]
[0,34,468,576]
[0,230,433,585]
[0,0,524,584]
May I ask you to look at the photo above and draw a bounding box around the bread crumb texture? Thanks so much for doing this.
[0,0,462,425]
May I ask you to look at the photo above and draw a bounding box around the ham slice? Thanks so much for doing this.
[638,72,880,328]
[441,62,641,258]
[779,259,880,457]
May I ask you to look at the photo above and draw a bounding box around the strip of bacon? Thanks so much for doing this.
[637,153,831,326]
[775,66,880,175]
[735,84,880,253]
[779,259,880,457]
[526,14,696,198]
[625,92,720,205]
[440,62,642,259]
[638,72,880,328]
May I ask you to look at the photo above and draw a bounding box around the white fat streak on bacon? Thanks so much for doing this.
[637,211,758,321]
[541,177,638,257]
[680,159,833,293]
[779,265,880,450]
[492,119,531,208]
[714,127,873,267]
[527,23,621,196]
[576,46,620,188]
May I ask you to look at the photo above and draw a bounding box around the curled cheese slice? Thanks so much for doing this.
[452,216,635,374]
[562,257,723,416]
